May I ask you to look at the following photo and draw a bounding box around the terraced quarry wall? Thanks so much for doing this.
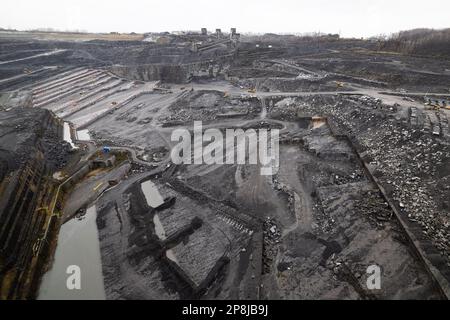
[0,108,67,299]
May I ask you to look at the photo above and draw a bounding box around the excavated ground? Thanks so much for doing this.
[0,31,449,300]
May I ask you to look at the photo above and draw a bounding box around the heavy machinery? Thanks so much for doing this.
[424,97,450,110]
[335,81,344,88]
[425,103,440,111]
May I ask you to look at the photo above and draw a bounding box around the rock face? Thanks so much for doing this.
[110,58,230,84]
[110,64,188,83]
[0,107,70,299]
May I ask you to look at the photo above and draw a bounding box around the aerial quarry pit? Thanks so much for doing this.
[0,28,449,300]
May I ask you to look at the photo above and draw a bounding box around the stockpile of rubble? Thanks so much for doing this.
[41,128,72,170]
[325,254,377,299]
[333,169,365,185]
[0,107,71,174]
[262,217,281,274]
[269,97,307,121]
[361,121,450,261]
[353,190,393,229]
[269,94,449,262]
[159,90,259,124]
[90,131,134,147]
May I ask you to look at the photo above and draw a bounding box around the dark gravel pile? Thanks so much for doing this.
[0,106,71,180]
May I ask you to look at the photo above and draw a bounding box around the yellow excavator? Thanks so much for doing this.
[335,81,344,88]
[425,97,450,110]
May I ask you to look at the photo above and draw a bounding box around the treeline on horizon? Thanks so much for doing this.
[380,28,450,57]
[1,26,449,58]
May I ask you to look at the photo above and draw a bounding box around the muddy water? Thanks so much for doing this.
[141,180,164,208]
[37,206,105,300]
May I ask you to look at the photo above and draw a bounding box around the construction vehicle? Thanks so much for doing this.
[424,97,450,110]
[247,88,256,94]
[335,81,344,88]
[425,103,440,111]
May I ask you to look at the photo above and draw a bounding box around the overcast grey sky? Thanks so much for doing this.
[1,0,449,38]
